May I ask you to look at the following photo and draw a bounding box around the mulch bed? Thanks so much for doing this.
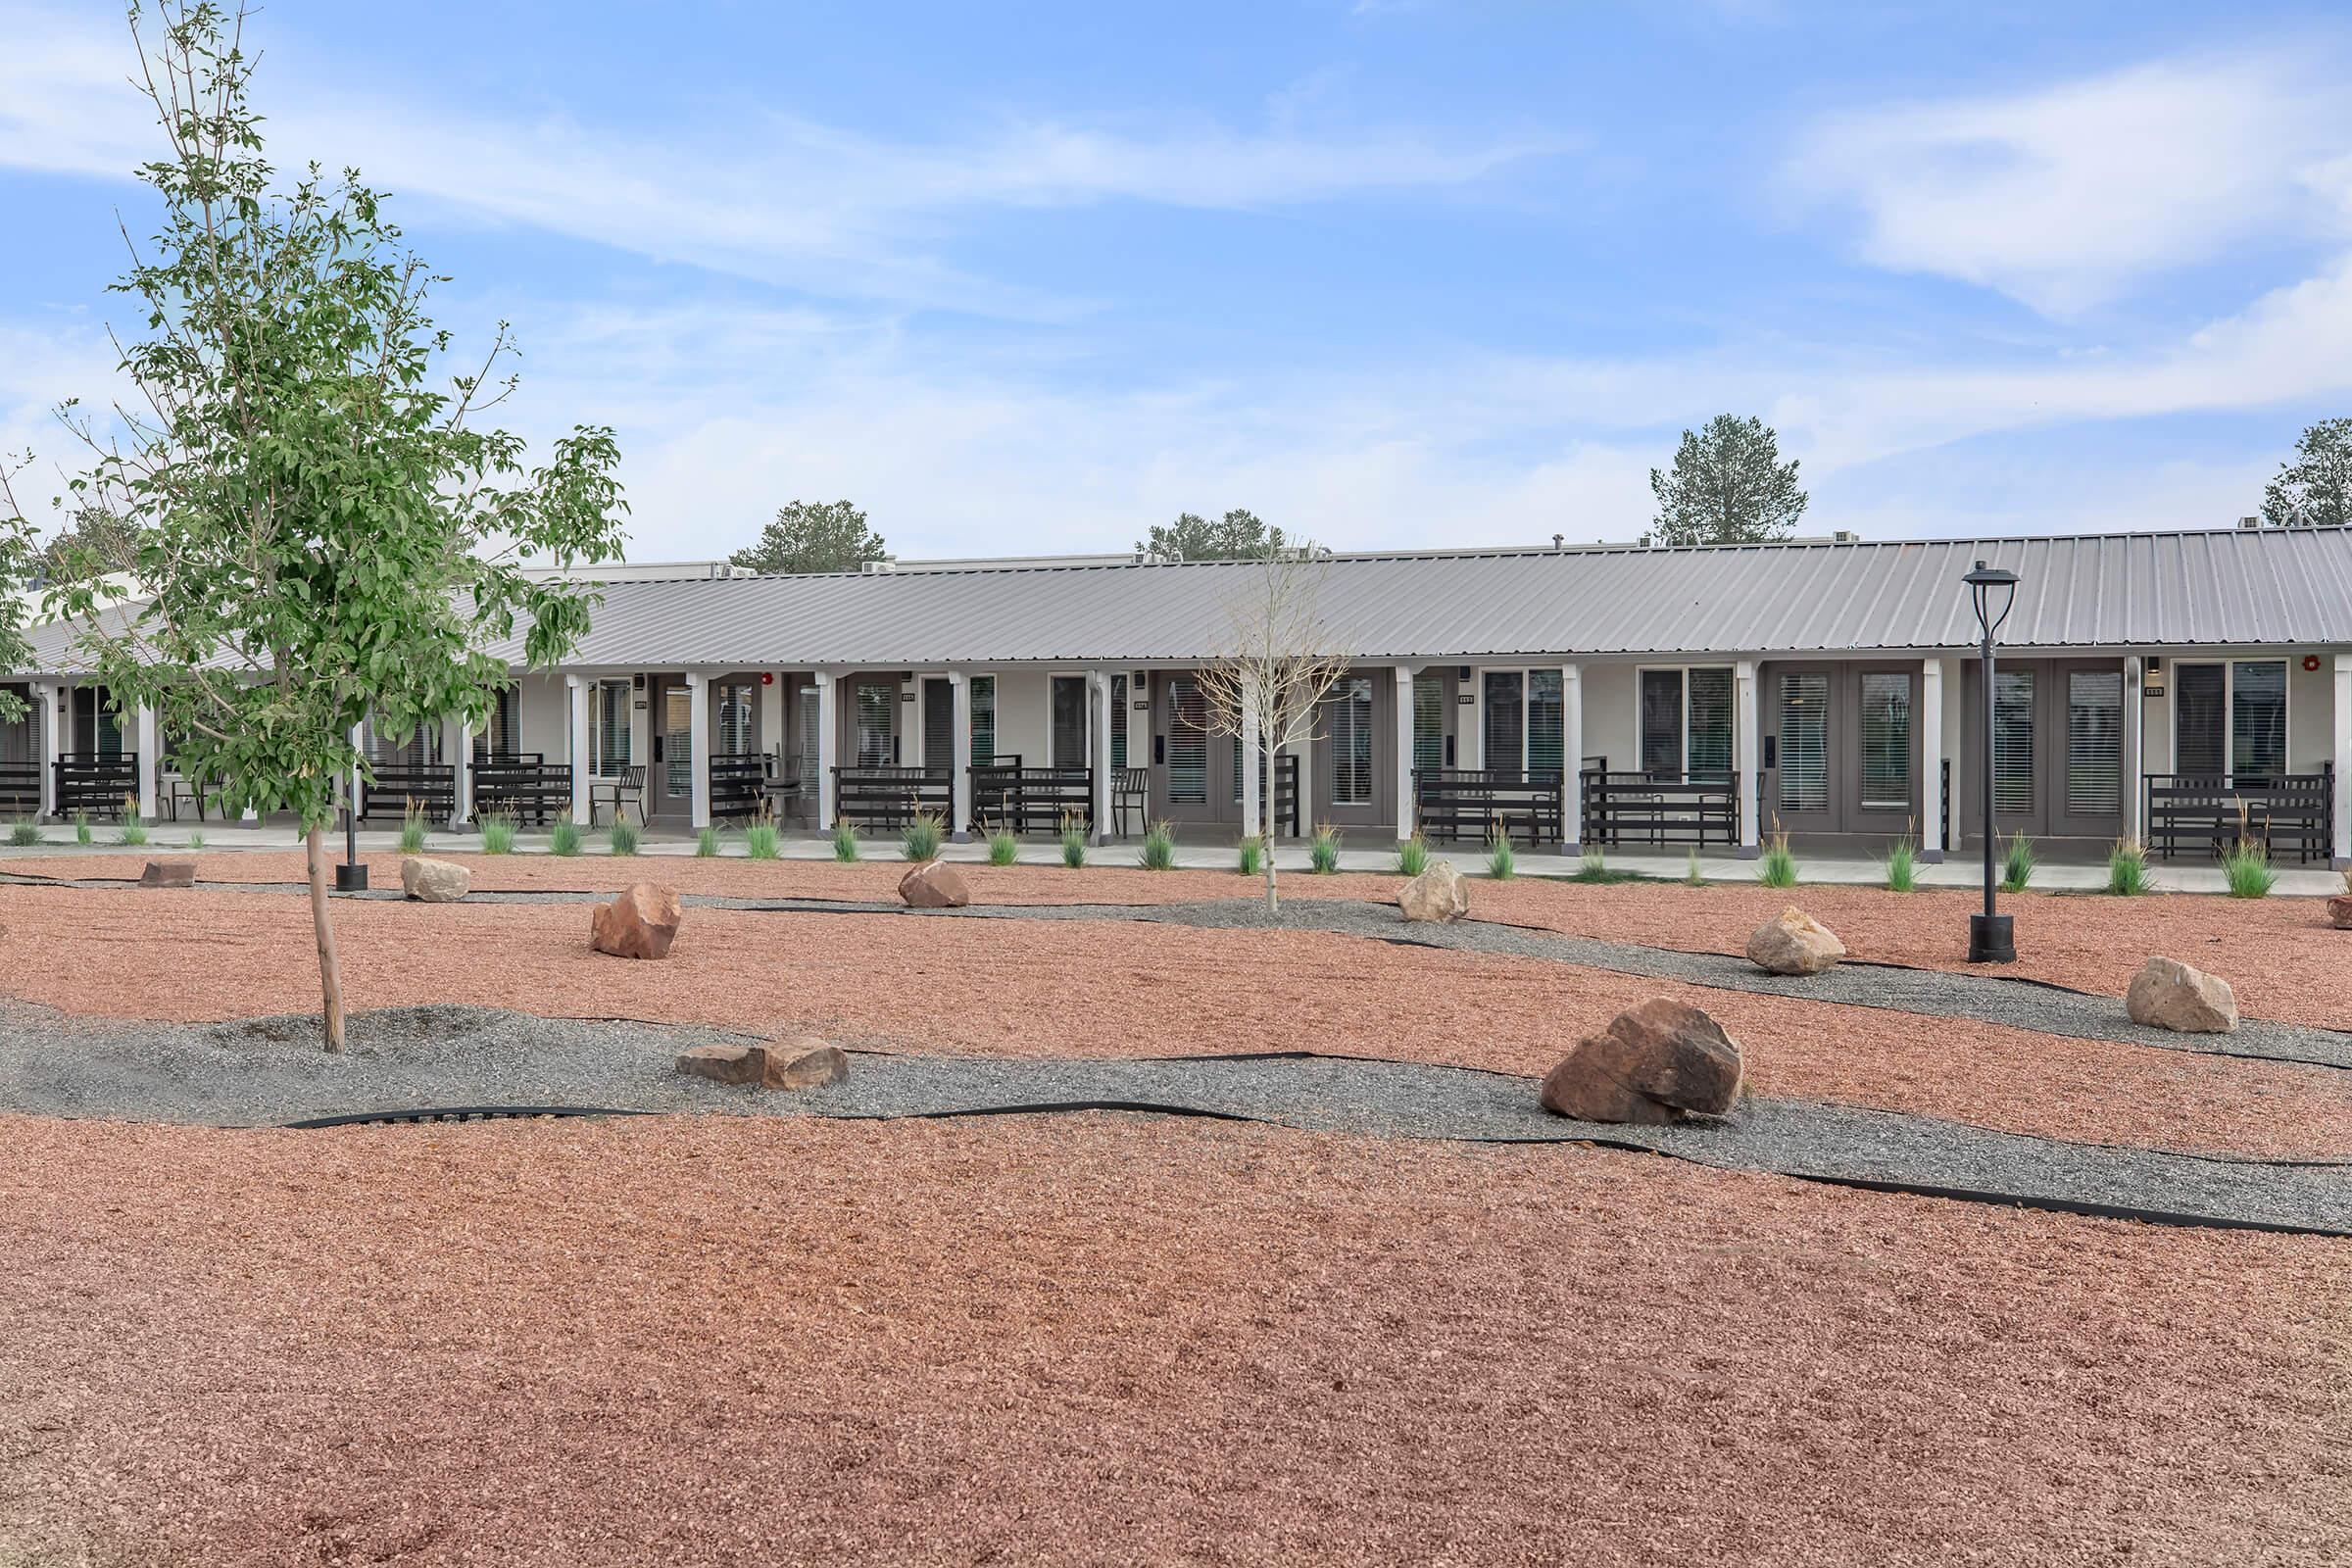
[2,1111,2344,1568]
[0,884,2345,1159]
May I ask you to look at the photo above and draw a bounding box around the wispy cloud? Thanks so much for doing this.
[1784,49,2352,316]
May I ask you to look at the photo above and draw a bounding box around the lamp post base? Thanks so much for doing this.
[334,863,369,893]
[1967,913,2014,964]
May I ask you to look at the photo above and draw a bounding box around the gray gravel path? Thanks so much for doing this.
[13,874,2347,1068]
[2,1001,2342,1236]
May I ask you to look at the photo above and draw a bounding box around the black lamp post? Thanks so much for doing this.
[1964,560,2018,963]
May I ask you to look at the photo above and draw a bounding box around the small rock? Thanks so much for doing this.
[1541,998,1744,1125]
[677,1043,762,1086]
[1745,906,1844,975]
[899,859,970,909]
[2125,956,2237,1034]
[137,858,196,889]
[400,856,471,903]
[1396,860,1469,923]
[590,882,684,959]
[2328,895,2352,931]
[759,1036,850,1091]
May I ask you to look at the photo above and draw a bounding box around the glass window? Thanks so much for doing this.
[922,679,953,770]
[1688,669,1734,780]
[1859,671,1911,811]
[2231,660,2287,781]
[1051,675,1090,768]
[663,685,692,796]
[1993,669,2035,814]
[715,681,756,757]
[1483,671,1523,772]
[471,688,517,760]
[855,681,894,766]
[1110,675,1127,771]
[1527,670,1563,778]
[2066,669,2122,814]
[1640,670,1683,776]
[797,687,821,786]
[1168,675,1207,803]
[1331,677,1374,805]
[2175,664,2226,777]
[1412,673,1445,772]
[1777,672,1829,812]
[591,679,631,776]
[969,676,995,768]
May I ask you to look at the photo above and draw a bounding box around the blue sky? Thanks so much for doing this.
[7,1,2352,560]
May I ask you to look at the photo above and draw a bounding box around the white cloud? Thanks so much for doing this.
[1785,50,2352,316]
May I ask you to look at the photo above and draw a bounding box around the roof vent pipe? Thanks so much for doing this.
[1551,533,1564,550]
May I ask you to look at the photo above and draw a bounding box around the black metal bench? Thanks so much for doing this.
[473,755,572,825]
[970,763,1092,834]
[1580,768,1741,848]
[710,755,770,822]
[53,754,137,819]
[834,765,951,830]
[0,761,37,816]
[360,763,457,823]
[1411,767,1564,847]
[2146,769,2333,863]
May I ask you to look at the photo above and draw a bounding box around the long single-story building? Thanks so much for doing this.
[8,523,2352,866]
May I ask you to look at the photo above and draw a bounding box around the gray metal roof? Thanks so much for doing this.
[19,526,2352,676]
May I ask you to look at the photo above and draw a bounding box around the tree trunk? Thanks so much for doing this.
[1262,831,1278,915]
[305,823,347,1053]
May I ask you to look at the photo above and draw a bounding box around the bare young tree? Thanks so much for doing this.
[1195,552,1350,914]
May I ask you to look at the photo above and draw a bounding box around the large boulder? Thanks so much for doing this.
[2328,896,2352,931]
[1541,998,1744,1125]
[1745,906,1844,975]
[899,859,971,909]
[759,1036,850,1091]
[1396,860,1469,923]
[590,882,684,960]
[400,856,471,904]
[138,858,196,889]
[676,1043,762,1085]
[2125,956,2237,1034]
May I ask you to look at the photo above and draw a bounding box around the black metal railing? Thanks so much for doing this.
[709,754,770,821]
[360,762,457,822]
[1578,766,1740,848]
[0,760,38,815]
[472,754,572,825]
[1411,766,1566,847]
[2144,764,2333,863]
[833,764,952,830]
[53,753,137,818]
[970,760,1092,835]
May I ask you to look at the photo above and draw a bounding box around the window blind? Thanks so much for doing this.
[970,676,995,768]
[1688,668,1734,780]
[855,682,894,766]
[2175,664,2226,777]
[1332,677,1374,804]
[923,679,953,770]
[1777,673,1829,812]
[1641,670,1683,777]
[593,680,631,776]
[1527,670,1563,778]
[1483,671,1523,772]
[2066,670,2122,814]
[1052,675,1089,768]
[716,682,756,757]
[1993,669,2034,814]
[1168,676,1207,803]
[1412,673,1445,771]
[1110,675,1127,771]
[2230,661,2286,782]
[1859,671,1911,811]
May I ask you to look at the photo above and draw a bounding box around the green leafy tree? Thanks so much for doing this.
[2261,418,2352,528]
[0,461,35,722]
[729,499,887,573]
[1137,508,1290,562]
[36,506,141,585]
[18,3,627,1051]
[1647,415,1807,545]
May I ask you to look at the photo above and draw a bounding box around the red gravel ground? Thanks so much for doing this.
[0,883,2345,1158]
[3,1111,2345,1568]
[16,850,2351,1025]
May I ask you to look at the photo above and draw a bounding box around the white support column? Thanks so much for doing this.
[1920,658,1945,862]
[949,671,973,842]
[1559,664,1584,853]
[36,681,61,818]
[134,703,160,821]
[2122,656,2144,850]
[2333,655,2351,869]
[1736,659,1761,858]
[687,670,712,831]
[565,675,591,824]
[814,671,838,830]
[1392,665,1416,844]
[1090,669,1114,844]
[453,722,474,825]
[1240,671,1262,840]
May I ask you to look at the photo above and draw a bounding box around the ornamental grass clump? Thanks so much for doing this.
[831,817,859,862]
[1684,847,1703,886]
[187,830,205,850]
[549,812,582,857]
[902,810,945,863]
[118,819,150,848]
[2222,836,2274,899]
[1883,834,1917,894]
[398,800,429,854]
[8,818,43,847]
[1141,819,1177,871]
[1059,813,1088,869]
[2107,837,2150,896]
[478,813,515,855]
[1485,833,1516,881]
[608,816,640,857]
[1394,832,1429,878]
[1237,837,1263,876]
[987,826,1018,866]
[73,810,91,846]
[1758,826,1797,889]
[1309,822,1343,874]
[696,824,721,858]
[745,814,781,860]
[2000,831,2036,893]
